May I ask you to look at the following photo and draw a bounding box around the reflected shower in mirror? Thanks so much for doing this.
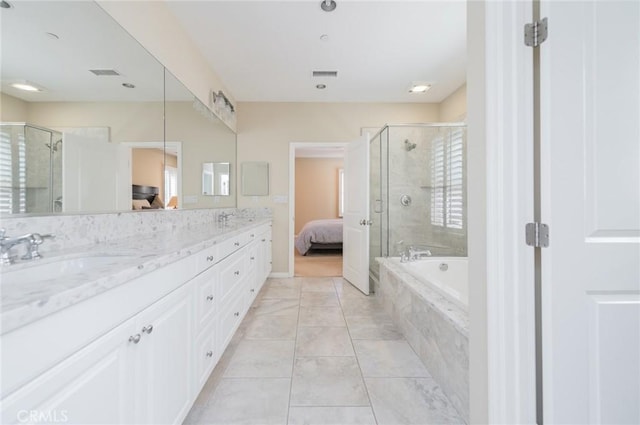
[202,162,230,196]
[0,1,165,215]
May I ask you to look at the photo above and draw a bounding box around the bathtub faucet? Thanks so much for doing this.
[408,246,432,261]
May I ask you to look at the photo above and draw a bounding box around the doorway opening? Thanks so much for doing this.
[288,142,346,277]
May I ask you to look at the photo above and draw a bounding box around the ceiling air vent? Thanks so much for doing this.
[89,69,121,76]
[312,70,338,78]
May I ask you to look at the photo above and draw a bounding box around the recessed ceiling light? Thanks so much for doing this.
[320,0,336,12]
[0,1,12,9]
[409,83,431,93]
[122,83,135,89]
[316,84,327,90]
[11,82,43,92]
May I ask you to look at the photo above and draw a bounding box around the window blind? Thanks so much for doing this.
[430,129,465,230]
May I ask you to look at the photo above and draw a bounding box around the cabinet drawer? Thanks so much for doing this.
[196,244,219,273]
[218,232,249,260]
[194,322,217,395]
[218,250,246,302]
[193,267,217,333]
[217,293,244,354]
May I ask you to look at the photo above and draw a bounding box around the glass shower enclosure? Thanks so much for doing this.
[369,123,467,283]
[0,123,63,214]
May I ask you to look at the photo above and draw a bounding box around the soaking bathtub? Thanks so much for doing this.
[377,257,469,423]
[400,256,469,309]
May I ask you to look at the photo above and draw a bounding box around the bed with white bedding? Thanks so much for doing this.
[295,218,343,255]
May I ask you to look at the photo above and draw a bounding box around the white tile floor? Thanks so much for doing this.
[183,277,465,425]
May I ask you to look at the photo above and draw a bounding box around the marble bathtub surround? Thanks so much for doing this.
[377,257,469,423]
[0,208,271,334]
[184,276,466,425]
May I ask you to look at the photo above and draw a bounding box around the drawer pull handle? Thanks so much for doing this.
[129,334,141,344]
[250,256,255,260]
[234,312,240,317]
[207,255,214,262]
[261,239,266,242]
[250,289,255,293]
[206,295,214,301]
[234,242,240,246]
[234,270,240,276]
[250,234,255,237]
[142,325,153,334]
[206,351,213,357]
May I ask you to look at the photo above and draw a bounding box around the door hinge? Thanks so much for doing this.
[526,222,549,248]
[524,17,548,47]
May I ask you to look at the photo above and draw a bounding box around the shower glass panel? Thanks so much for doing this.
[368,123,467,282]
[0,123,63,214]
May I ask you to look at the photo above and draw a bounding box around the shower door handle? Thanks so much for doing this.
[374,199,383,213]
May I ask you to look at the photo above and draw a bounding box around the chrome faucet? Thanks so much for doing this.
[408,246,432,261]
[0,229,55,265]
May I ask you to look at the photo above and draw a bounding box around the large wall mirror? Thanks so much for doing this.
[0,1,236,216]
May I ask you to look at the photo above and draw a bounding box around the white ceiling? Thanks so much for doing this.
[166,0,467,103]
[0,1,190,102]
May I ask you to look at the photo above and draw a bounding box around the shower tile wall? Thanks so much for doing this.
[387,126,467,257]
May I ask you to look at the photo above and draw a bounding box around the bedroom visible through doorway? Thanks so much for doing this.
[291,143,346,277]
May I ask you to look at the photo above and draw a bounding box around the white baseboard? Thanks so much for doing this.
[268,272,291,278]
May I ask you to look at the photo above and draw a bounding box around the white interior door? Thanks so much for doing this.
[343,134,370,295]
[540,1,640,423]
[63,133,131,212]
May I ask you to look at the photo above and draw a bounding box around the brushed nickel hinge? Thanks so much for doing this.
[526,222,549,248]
[525,17,548,47]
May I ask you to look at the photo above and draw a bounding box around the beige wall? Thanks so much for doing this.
[295,157,344,234]
[237,102,440,273]
[439,84,468,122]
[0,93,28,122]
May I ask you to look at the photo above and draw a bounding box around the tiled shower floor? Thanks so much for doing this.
[183,277,465,425]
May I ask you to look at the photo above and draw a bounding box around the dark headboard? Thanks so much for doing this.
[132,184,159,204]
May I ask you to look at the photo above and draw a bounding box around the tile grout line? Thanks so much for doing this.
[336,278,381,425]
[285,278,303,425]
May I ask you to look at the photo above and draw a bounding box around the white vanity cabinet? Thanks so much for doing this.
[1,279,193,425]
[0,220,272,425]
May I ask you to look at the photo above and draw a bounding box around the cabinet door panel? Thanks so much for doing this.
[194,266,217,333]
[135,284,192,425]
[1,319,136,425]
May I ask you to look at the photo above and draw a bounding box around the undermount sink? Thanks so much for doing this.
[0,254,137,286]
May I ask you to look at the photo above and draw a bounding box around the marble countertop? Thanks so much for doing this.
[0,218,271,335]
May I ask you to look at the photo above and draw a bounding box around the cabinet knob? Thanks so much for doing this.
[207,255,214,262]
[261,239,266,242]
[129,334,141,344]
[206,351,213,357]
[250,256,255,260]
[234,270,240,276]
[206,295,214,301]
[142,325,153,334]
[250,234,255,237]
[250,289,255,293]
[234,242,240,246]
[234,312,240,317]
